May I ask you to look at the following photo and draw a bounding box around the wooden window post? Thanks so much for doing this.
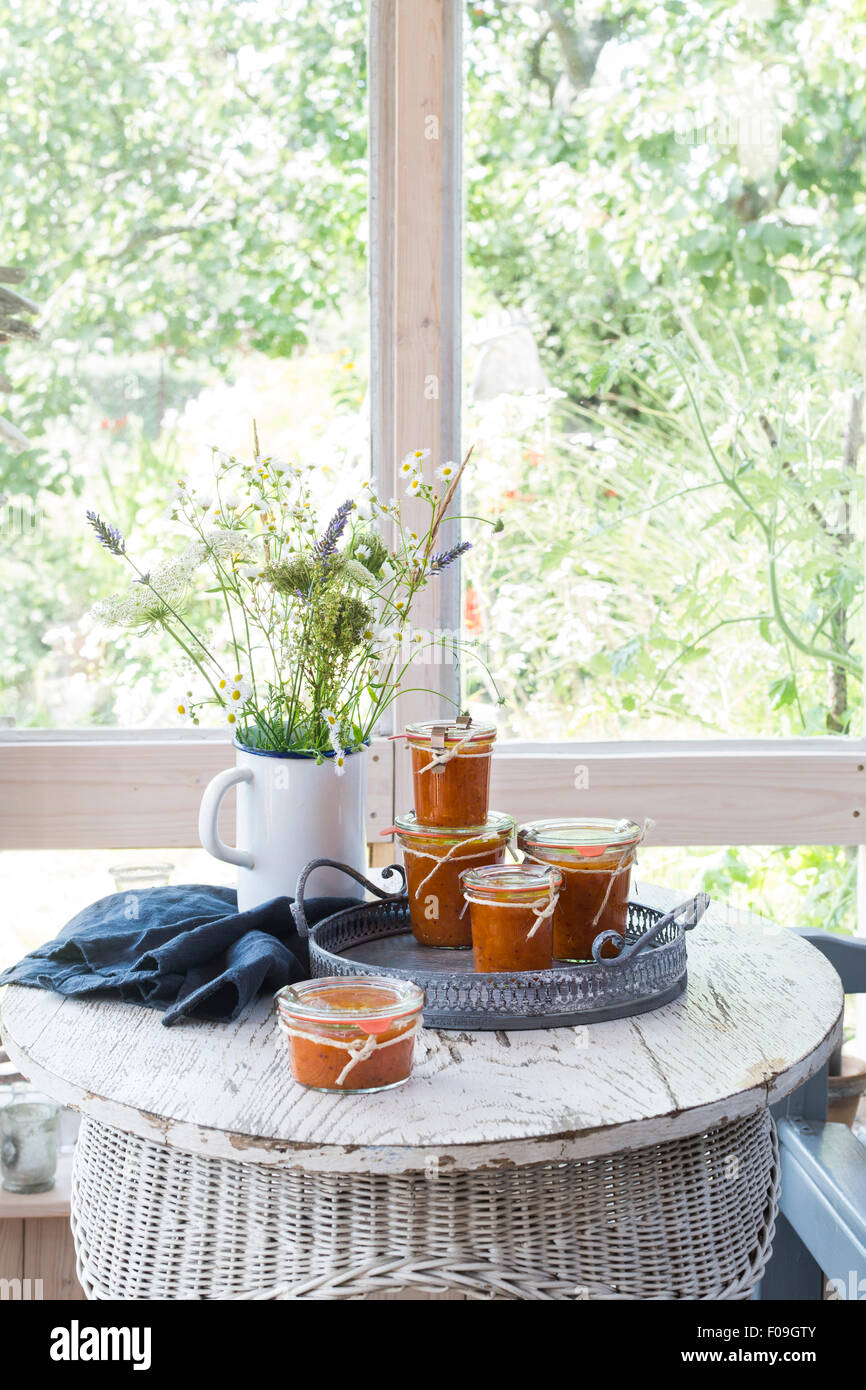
[370,0,463,812]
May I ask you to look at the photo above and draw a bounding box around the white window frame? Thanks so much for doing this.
[1,0,865,881]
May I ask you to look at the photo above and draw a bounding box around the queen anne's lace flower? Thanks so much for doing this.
[91,558,191,630]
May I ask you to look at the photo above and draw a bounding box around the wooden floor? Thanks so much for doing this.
[0,1154,85,1299]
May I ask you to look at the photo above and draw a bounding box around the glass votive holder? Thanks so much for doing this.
[0,1093,60,1193]
[109,862,174,893]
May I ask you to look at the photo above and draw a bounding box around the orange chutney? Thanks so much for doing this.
[406,720,497,828]
[460,863,563,974]
[517,819,643,962]
[275,976,424,1093]
[394,811,514,948]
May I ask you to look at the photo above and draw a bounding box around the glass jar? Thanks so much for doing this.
[405,719,497,827]
[460,863,563,974]
[517,818,643,962]
[275,976,424,1093]
[395,811,514,948]
[0,1093,60,1193]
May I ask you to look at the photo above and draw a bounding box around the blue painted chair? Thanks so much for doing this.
[759,931,866,1300]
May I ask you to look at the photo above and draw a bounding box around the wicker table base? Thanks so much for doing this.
[70,1110,779,1301]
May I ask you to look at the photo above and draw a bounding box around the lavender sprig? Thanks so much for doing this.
[314,500,355,563]
[86,509,126,556]
[429,540,472,574]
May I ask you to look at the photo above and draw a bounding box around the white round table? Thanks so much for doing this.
[0,886,843,1300]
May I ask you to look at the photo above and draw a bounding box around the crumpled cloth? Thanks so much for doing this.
[0,885,353,1026]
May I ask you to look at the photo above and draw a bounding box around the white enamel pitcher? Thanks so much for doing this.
[198,742,367,911]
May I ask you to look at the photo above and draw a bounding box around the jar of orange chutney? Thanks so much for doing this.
[394,811,514,948]
[405,719,497,828]
[460,863,563,974]
[275,976,424,1093]
[517,818,644,962]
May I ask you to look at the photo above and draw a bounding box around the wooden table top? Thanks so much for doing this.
[0,884,843,1173]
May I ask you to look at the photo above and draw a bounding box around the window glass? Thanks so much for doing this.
[462,1,864,744]
[637,843,856,936]
[0,0,368,728]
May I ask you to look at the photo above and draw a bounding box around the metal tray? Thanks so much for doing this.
[292,859,710,1031]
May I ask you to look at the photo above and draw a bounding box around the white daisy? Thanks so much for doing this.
[405,476,423,497]
[190,483,214,509]
[228,675,253,704]
[435,461,457,483]
[321,707,339,732]
[175,695,194,721]
[398,454,420,479]
[333,750,347,777]
[375,624,404,650]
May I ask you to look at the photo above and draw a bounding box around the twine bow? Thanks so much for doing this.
[277,1016,420,1086]
[401,834,499,898]
[522,818,655,930]
[415,721,490,775]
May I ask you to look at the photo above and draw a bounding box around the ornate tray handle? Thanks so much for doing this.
[292,859,407,938]
[591,892,711,966]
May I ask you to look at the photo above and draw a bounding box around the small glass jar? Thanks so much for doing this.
[395,811,514,948]
[405,719,497,828]
[460,863,563,974]
[275,976,424,1093]
[517,818,643,962]
[0,1093,60,1193]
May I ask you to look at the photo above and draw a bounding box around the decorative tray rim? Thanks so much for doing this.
[292,859,710,1030]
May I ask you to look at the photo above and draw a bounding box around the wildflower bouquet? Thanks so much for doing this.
[87,442,494,770]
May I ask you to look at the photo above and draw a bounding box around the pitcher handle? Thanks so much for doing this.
[198,766,255,870]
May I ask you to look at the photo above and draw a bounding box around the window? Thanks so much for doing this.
[1,0,369,728]
[458,0,866,934]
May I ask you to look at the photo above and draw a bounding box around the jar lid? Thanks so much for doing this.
[394,810,514,841]
[275,975,424,1026]
[517,818,642,856]
[459,863,563,898]
[405,718,497,745]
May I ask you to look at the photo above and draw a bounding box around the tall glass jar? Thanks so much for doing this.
[460,863,563,973]
[394,811,514,948]
[517,818,643,962]
[275,976,424,1093]
[405,720,497,828]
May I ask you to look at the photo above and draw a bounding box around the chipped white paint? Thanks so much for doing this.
[0,887,842,1174]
